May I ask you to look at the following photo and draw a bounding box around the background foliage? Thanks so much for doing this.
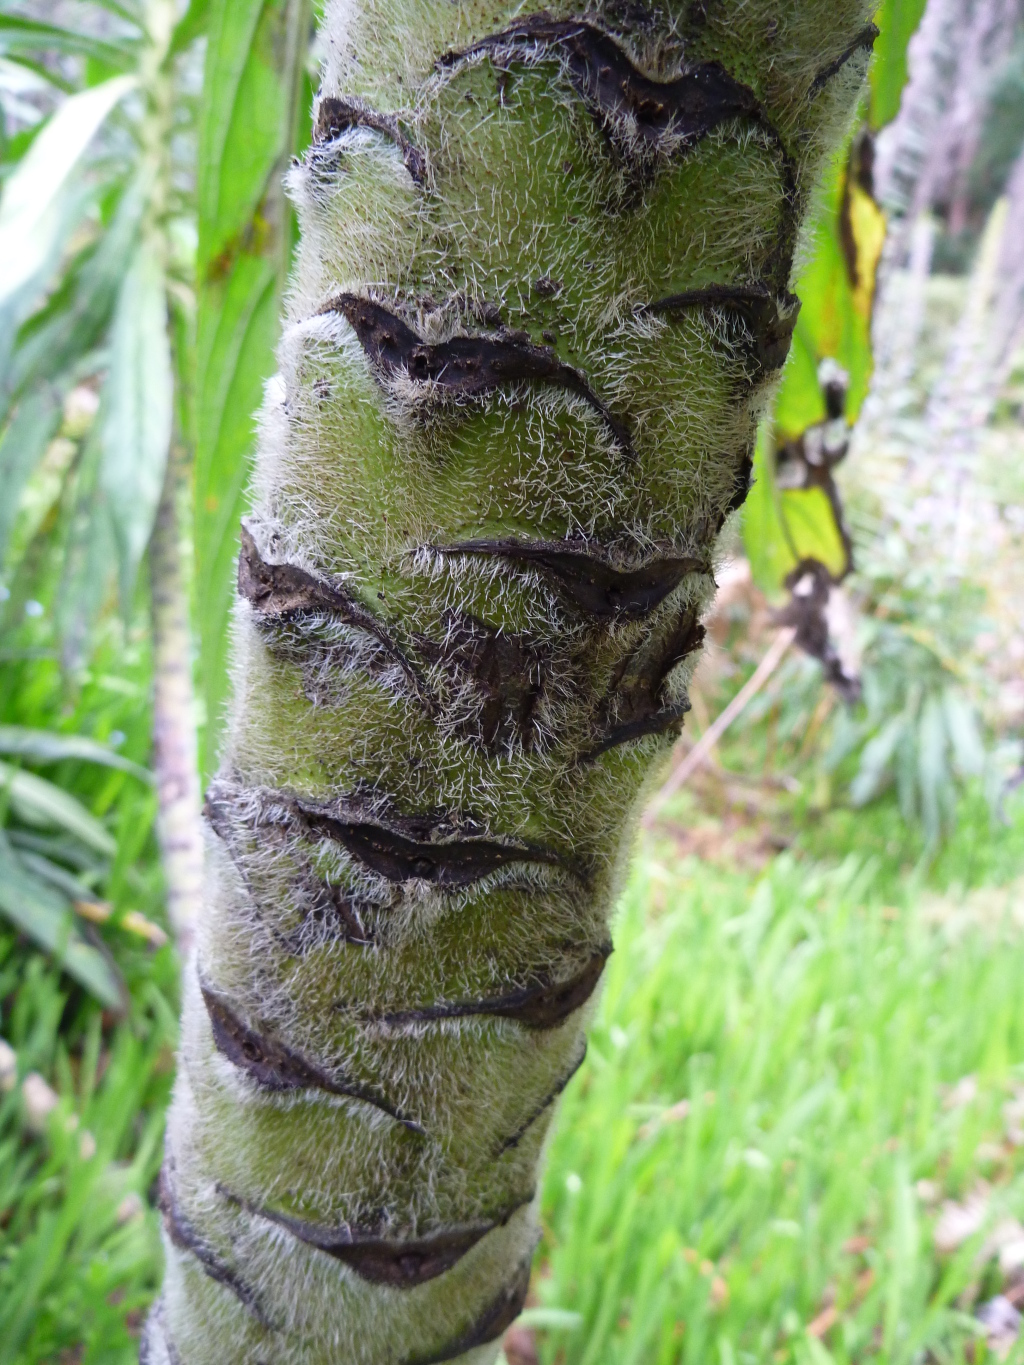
[193,0,313,768]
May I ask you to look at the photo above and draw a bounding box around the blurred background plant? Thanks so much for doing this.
[0,0,313,949]
[0,3,310,1357]
[692,0,1024,855]
[0,0,199,658]
[836,0,1024,842]
[0,622,176,1363]
[0,0,207,948]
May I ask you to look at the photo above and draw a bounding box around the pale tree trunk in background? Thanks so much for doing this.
[868,0,1024,570]
[873,0,1023,259]
[145,1,875,1360]
[142,0,204,955]
[150,442,204,954]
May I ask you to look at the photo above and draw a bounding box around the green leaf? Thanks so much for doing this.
[194,0,310,771]
[744,139,886,605]
[743,0,926,600]
[0,727,153,783]
[0,75,136,375]
[0,759,116,857]
[942,690,985,780]
[743,430,849,592]
[0,830,125,1010]
[780,151,876,431]
[15,848,96,903]
[54,429,118,673]
[7,828,104,873]
[895,720,918,825]
[850,714,905,807]
[780,489,848,580]
[0,15,137,71]
[0,51,72,105]
[870,0,928,130]
[773,320,825,438]
[198,0,290,272]
[99,236,173,609]
[83,0,143,23]
[8,175,145,399]
[744,144,876,596]
[515,1308,584,1332]
[801,1334,837,1365]
[196,257,279,766]
[168,0,212,59]
[743,432,794,593]
[917,692,949,843]
[0,384,62,562]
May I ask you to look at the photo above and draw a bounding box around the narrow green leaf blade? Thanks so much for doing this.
[743,431,797,591]
[0,760,116,857]
[194,0,310,770]
[8,175,146,398]
[0,833,124,1010]
[54,429,119,672]
[7,828,104,873]
[196,258,279,765]
[870,0,929,130]
[15,848,97,903]
[850,715,904,806]
[941,689,986,780]
[0,15,137,70]
[515,1309,584,1332]
[0,75,136,348]
[917,692,949,842]
[198,0,286,273]
[169,0,212,60]
[0,726,152,782]
[0,384,62,561]
[99,237,173,608]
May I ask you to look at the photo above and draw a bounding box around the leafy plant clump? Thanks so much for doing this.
[0,610,177,1365]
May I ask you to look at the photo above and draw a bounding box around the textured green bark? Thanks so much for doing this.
[146,2,875,1361]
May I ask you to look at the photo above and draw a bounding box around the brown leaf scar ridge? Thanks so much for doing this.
[432,538,707,620]
[157,1164,274,1328]
[441,16,803,293]
[200,983,426,1133]
[358,946,611,1031]
[313,95,426,183]
[438,14,787,159]
[643,283,801,376]
[322,294,633,454]
[202,780,584,894]
[414,613,546,752]
[496,1039,588,1154]
[289,800,578,890]
[237,523,433,707]
[807,24,880,99]
[406,1255,535,1364]
[585,606,706,759]
[221,1188,534,1289]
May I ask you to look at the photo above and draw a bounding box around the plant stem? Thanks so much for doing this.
[147,3,877,1359]
[150,442,203,953]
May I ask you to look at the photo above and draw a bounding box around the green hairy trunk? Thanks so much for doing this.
[146,2,876,1360]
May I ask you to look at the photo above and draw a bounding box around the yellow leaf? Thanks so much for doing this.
[778,487,849,582]
[839,133,886,322]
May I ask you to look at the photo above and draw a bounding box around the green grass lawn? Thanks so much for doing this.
[4,619,1024,1364]
[532,794,1024,1365]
